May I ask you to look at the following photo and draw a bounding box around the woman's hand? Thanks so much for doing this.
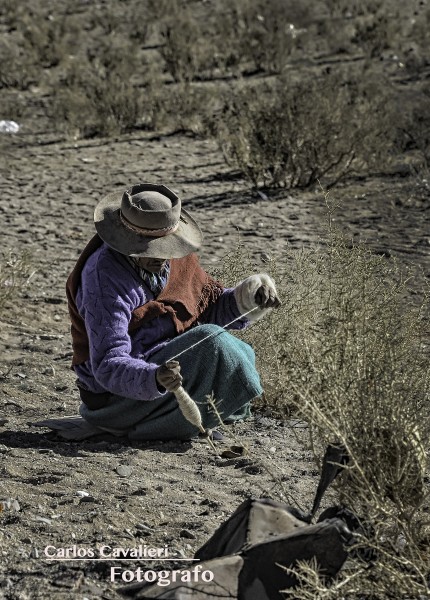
[255,283,281,309]
[156,360,183,392]
[234,274,281,322]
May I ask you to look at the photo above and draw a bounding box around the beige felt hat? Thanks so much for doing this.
[94,183,203,258]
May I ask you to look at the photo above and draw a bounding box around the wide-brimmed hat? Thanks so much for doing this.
[94,183,203,258]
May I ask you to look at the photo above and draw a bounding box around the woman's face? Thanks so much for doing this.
[134,257,168,273]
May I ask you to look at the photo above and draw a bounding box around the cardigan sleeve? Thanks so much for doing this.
[199,288,249,330]
[75,245,166,401]
[81,292,165,401]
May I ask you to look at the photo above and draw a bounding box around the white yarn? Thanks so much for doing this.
[234,274,278,323]
[174,386,205,433]
[174,386,217,454]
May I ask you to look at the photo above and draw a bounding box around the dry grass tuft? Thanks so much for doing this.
[0,251,34,316]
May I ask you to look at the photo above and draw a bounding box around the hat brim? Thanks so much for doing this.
[94,190,203,258]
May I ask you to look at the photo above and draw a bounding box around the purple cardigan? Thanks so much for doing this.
[74,243,247,401]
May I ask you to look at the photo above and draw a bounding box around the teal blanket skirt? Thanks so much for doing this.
[80,324,262,440]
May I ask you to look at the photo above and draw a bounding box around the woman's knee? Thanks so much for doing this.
[193,325,254,361]
[191,324,225,352]
[193,324,224,338]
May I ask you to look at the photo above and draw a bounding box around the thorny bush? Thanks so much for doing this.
[215,205,430,598]
[215,70,397,189]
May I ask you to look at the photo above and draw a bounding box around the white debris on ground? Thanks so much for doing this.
[0,120,20,134]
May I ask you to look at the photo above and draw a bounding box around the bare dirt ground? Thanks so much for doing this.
[1,2,430,599]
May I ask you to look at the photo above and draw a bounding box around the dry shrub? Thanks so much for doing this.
[157,2,229,82]
[89,4,127,36]
[397,85,430,172]
[314,16,355,56]
[0,3,81,90]
[159,5,204,83]
[52,75,142,139]
[316,0,427,64]
[51,42,142,139]
[405,9,430,73]
[20,12,72,68]
[222,0,311,74]
[0,251,34,316]
[147,82,219,135]
[145,0,181,22]
[0,0,21,29]
[51,38,218,139]
[215,70,395,189]
[215,201,429,597]
[352,13,402,59]
[0,40,36,90]
[324,0,384,17]
[89,0,154,43]
[157,0,311,82]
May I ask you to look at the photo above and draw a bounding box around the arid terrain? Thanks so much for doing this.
[0,0,429,598]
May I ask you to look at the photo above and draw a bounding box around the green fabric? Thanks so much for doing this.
[80,324,262,440]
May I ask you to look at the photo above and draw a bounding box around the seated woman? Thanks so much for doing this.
[66,183,280,440]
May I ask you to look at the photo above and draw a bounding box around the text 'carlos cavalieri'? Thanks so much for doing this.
[44,544,170,559]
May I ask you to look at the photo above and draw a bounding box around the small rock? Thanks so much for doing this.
[245,465,263,475]
[116,465,133,478]
[220,446,246,459]
[135,522,153,532]
[124,528,135,539]
[58,498,74,505]
[155,484,163,492]
[233,458,253,469]
[30,547,39,558]
[131,488,147,496]
[0,419,8,426]
[34,516,52,525]
[76,490,90,498]
[269,446,276,453]
[257,190,268,201]
[180,529,196,540]
[54,384,68,392]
